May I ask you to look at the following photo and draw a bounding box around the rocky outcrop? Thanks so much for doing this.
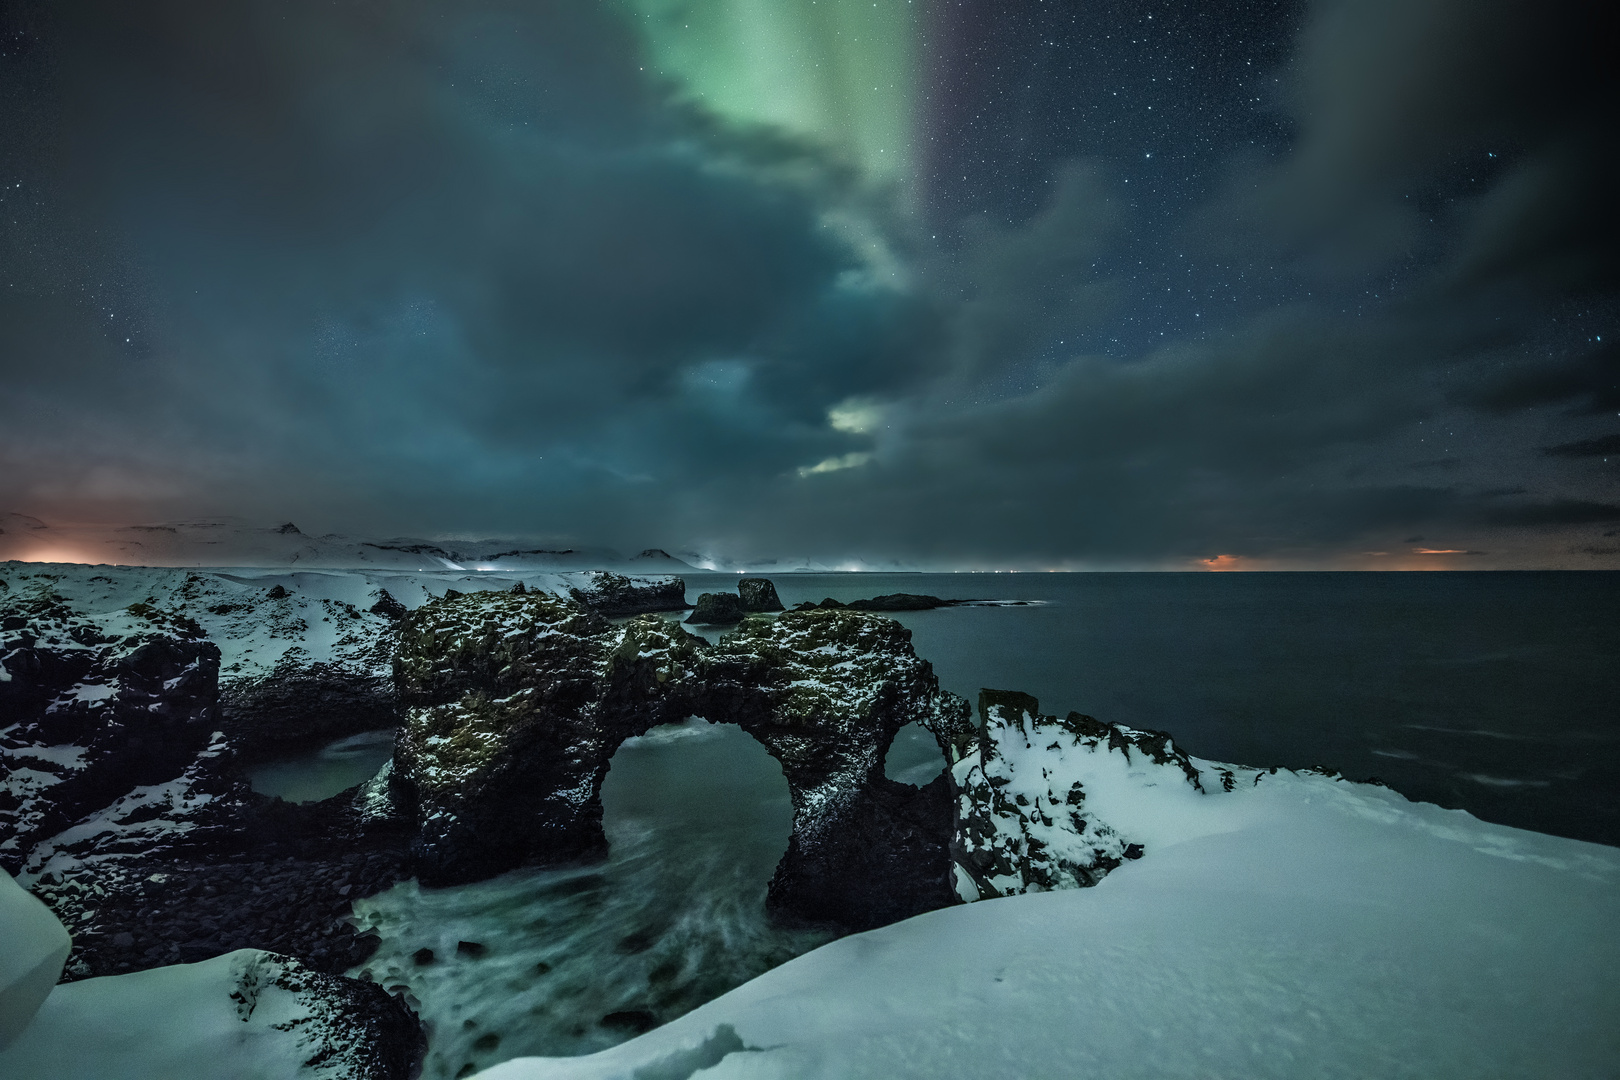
[392,591,971,928]
[231,950,424,1080]
[0,948,423,1080]
[567,571,689,616]
[1,588,221,874]
[220,654,399,764]
[951,689,1210,900]
[794,593,953,612]
[737,578,785,612]
[1,580,416,1003]
[686,592,744,625]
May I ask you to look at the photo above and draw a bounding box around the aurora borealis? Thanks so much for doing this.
[626,0,917,185]
[0,0,1615,568]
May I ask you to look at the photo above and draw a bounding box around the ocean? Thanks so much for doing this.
[681,570,1620,848]
[346,570,1618,1075]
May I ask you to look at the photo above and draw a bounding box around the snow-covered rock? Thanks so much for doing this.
[953,689,1218,899]
[473,764,1620,1080]
[1,580,222,874]
[0,949,422,1079]
[565,572,689,616]
[1,562,690,765]
[0,869,70,1050]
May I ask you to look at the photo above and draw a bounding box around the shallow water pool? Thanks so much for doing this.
[247,729,396,803]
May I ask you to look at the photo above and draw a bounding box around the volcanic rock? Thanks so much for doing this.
[685,592,744,625]
[951,689,1207,899]
[737,578,785,612]
[391,590,974,928]
[0,588,221,873]
[847,593,949,611]
[566,571,688,616]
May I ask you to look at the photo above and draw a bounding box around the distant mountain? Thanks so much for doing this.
[0,515,696,571]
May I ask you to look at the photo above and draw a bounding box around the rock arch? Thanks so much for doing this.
[391,591,973,929]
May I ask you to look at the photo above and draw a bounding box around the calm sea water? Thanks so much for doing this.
[682,570,1620,848]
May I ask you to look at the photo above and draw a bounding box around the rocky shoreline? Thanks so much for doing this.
[3,562,1246,1076]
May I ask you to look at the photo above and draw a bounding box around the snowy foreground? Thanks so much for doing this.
[477,766,1620,1080]
[6,763,1617,1078]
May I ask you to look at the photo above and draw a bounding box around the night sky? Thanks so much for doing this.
[0,0,1615,568]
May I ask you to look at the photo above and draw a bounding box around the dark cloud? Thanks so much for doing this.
[1482,501,1620,527]
[1232,0,1617,291]
[1463,340,1620,414]
[0,0,1614,566]
[0,0,920,525]
[1543,434,1620,458]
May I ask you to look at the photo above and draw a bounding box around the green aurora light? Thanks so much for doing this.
[622,0,917,186]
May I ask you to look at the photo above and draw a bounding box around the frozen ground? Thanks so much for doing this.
[478,765,1620,1080]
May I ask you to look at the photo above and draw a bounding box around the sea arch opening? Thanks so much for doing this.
[600,716,795,894]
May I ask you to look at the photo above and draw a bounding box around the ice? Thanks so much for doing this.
[478,770,1620,1080]
[0,870,71,1049]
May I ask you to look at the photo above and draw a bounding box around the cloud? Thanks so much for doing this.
[1214,0,1616,291]
[0,0,1613,568]
[1542,434,1620,458]
[1462,340,1620,414]
[0,0,919,529]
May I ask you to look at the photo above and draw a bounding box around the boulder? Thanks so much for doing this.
[567,571,688,616]
[737,578,785,612]
[685,592,744,625]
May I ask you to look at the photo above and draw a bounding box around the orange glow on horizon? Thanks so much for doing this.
[1198,554,1245,571]
[2,547,107,566]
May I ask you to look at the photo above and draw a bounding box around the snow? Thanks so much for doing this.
[63,682,117,703]
[2,744,88,770]
[0,870,71,1049]
[0,950,376,1079]
[477,770,1620,1080]
[0,561,688,692]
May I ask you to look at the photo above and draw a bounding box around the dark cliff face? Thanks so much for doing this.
[1,589,221,872]
[1,583,427,1080]
[686,591,744,624]
[568,571,689,616]
[737,578,785,612]
[392,592,971,929]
